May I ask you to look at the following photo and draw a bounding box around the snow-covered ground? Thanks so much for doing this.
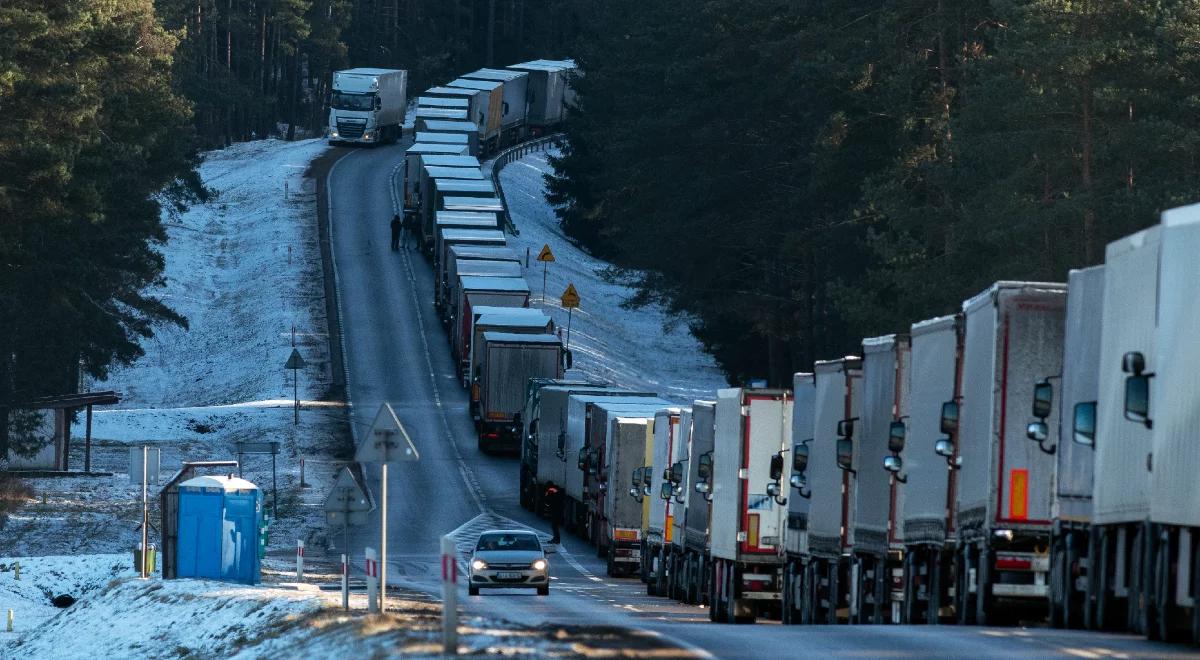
[497,150,728,403]
[5,138,343,559]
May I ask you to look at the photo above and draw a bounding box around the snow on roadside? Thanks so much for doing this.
[0,554,134,650]
[498,150,728,404]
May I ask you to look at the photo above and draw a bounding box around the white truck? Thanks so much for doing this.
[464,68,529,144]
[951,281,1066,626]
[508,60,575,135]
[805,358,863,624]
[603,416,654,576]
[782,373,815,624]
[1026,265,1104,630]
[708,387,792,623]
[678,400,716,605]
[644,408,690,596]
[857,334,911,624]
[328,68,406,145]
[898,314,962,625]
[474,332,563,453]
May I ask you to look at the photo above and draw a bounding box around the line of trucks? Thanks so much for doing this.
[504,202,1200,641]
[337,58,1200,643]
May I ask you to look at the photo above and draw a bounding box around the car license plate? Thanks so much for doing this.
[498,572,522,579]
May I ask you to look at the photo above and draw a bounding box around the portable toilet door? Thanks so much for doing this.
[176,479,227,580]
[222,486,263,584]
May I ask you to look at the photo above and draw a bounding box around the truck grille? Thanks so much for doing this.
[336,120,365,138]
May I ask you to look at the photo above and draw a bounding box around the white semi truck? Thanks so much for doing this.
[328,68,406,145]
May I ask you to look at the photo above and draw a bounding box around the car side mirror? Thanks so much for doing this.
[1124,374,1153,429]
[1032,380,1054,419]
[836,438,854,473]
[769,453,784,481]
[888,421,906,453]
[940,401,959,435]
[1073,401,1097,446]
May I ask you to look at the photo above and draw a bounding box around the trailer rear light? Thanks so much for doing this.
[613,529,640,542]
[481,432,499,440]
[995,555,1032,571]
[742,573,774,591]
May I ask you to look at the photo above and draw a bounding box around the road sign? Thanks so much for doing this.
[235,441,280,455]
[537,244,555,262]
[129,447,161,485]
[561,283,580,309]
[284,348,306,370]
[324,467,372,519]
[354,403,420,464]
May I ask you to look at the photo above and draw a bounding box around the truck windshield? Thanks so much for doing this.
[331,92,375,111]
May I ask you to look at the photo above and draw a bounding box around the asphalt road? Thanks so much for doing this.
[323,139,1193,659]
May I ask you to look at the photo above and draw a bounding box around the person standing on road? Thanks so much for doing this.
[543,481,564,544]
[390,214,402,251]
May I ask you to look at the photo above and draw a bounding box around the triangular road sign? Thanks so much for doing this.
[537,244,556,262]
[355,403,420,464]
[284,348,306,370]
[324,467,373,514]
[560,283,580,309]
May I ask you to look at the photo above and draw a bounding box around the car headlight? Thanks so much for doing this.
[531,559,547,571]
[471,559,487,571]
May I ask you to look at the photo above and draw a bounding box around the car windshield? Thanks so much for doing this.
[476,533,540,552]
[332,92,375,111]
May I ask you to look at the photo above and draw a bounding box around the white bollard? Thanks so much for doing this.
[365,548,379,613]
[6,608,11,633]
[296,540,305,580]
[341,553,349,610]
[441,535,458,655]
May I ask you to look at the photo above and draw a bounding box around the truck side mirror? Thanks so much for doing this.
[1073,401,1097,446]
[563,350,574,370]
[1122,351,1146,375]
[642,466,653,488]
[769,453,784,481]
[1026,421,1048,443]
[669,461,684,485]
[888,421,906,453]
[837,418,855,438]
[1032,380,1054,419]
[793,441,810,474]
[1124,374,1152,429]
[659,481,672,500]
[374,96,382,110]
[935,438,954,458]
[836,438,854,473]
[883,454,903,474]
[697,452,712,480]
[631,466,643,488]
[940,401,959,435]
[577,448,588,472]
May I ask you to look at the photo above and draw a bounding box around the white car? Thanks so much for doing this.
[468,529,550,596]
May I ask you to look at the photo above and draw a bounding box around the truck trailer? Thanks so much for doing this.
[644,408,690,597]
[474,332,563,453]
[328,68,406,145]
[951,281,1066,626]
[782,373,816,624]
[708,387,793,623]
[603,417,655,576]
[678,400,716,605]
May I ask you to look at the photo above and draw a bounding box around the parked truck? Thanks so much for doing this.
[665,408,697,602]
[328,68,406,145]
[1143,204,1200,642]
[508,60,574,135]
[582,401,668,553]
[858,334,911,624]
[805,358,864,624]
[782,373,815,624]
[644,408,690,597]
[403,144,472,212]
[468,310,555,388]
[708,387,793,623]
[603,416,655,576]
[518,381,606,510]
[950,281,1066,626]
[898,314,962,625]
[474,332,563,453]
[448,78,503,152]
[677,400,716,605]
[451,276,529,368]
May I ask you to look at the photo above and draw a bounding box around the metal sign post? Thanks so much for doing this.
[236,441,281,517]
[324,467,372,557]
[354,404,419,613]
[284,348,306,425]
[141,445,149,579]
[441,535,458,654]
[560,283,580,349]
[537,244,555,303]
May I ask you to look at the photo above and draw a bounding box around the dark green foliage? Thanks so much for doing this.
[552,0,1200,383]
[0,0,201,455]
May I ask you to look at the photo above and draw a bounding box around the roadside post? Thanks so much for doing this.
[441,535,458,655]
[284,348,306,425]
[560,283,580,349]
[341,554,349,610]
[366,547,379,613]
[141,445,149,578]
[355,404,420,613]
[235,441,281,517]
[296,540,305,580]
[537,244,555,303]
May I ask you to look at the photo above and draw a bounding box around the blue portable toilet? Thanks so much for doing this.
[176,475,262,585]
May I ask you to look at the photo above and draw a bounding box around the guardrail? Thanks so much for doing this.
[490,133,566,235]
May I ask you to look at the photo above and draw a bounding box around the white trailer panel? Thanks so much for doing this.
[508,61,570,128]
[808,359,863,557]
[901,315,959,544]
[1150,205,1200,526]
[605,417,654,542]
[957,282,1066,538]
[785,373,816,557]
[448,78,502,140]
[670,409,694,550]
[858,335,910,552]
[1056,266,1105,522]
[563,397,669,500]
[479,332,562,425]
[648,408,687,545]
[470,311,554,383]
[683,401,716,553]
[464,68,529,130]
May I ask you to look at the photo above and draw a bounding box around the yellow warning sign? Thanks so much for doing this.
[560,283,580,309]
[537,244,556,262]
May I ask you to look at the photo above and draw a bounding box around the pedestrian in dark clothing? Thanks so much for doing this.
[543,481,564,544]
[390,214,401,251]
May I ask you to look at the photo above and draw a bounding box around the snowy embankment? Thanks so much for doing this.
[6,138,341,559]
[497,150,728,403]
